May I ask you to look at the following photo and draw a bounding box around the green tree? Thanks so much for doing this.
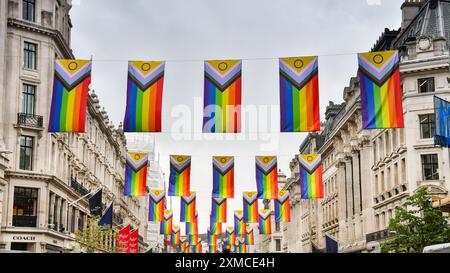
[74,216,118,253]
[381,187,450,253]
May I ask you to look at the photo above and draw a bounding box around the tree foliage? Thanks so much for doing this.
[74,216,118,253]
[381,187,450,253]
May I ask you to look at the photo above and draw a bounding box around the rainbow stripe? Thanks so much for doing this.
[194,243,203,254]
[211,197,227,223]
[123,61,164,132]
[148,189,165,222]
[49,60,91,132]
[358,51,404,129]
[245,225,254,245]
[280,56,320,132]
[234,210,246,235]
[189,234,199,245]
[124,152,148,196]
[209,217,223,235]
[258,210,272,235]
[203,60,242,133]
[298,155,324,199]
[180,192,196,222]
[168,155,191,196]
[209,245,218,253]
[275,190,291,222]
[186,213,198,235]
[208,231,217,246]
[226,227,236,246]
[171,226,181,246]
[160,210,173,235]
[255,156,279,199]
[212,156,235,198]
[243,192,259,223]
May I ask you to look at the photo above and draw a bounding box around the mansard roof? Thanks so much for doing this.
[393,0,450,49]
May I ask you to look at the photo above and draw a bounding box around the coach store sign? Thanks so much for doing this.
[12,235,36,242]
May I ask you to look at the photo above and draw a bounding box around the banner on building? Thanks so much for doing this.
[234,210,246,235]
[116,225,130,253]
[258,209,272,235]
[128,229,139,253]
[89,189,103,216]
[180,192,197,222]
[434,96,450,147]
[160,210,173,235]
[211,197,227,223]
[245,225,255,245]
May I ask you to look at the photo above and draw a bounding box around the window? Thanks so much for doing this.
[19,136,34,171]
[275,222,280,232]
[275,239,281,252]
[21,84,36,115]
[22,0,36,22]
[419,114,435,139]
[24,42,37,70]
[421,154,439,181]
[13,187,38,227]
[418,78,435,93]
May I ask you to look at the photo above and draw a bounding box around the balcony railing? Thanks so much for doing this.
[13,215,37,227]
[17,113,44,128]
[70,177,90,197]
[366,229,396,242]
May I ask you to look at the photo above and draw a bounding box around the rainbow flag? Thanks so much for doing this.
[234,210,246,235]
[189,234,199,245]
[298,154,324,199]
[194,242,203,253]
[186,212,198,235]
[180,236,189,252]
[211,197,227,223]
[123,61,165,132]
[209,245,218,253]
[168,155,191,196]
[160,210,173,235]
[207,230,217,246]
[180,192,196,222]
[243,192,259,223]
[209,217,223,235]
[245,225,255,245]
[124,152,148,196]
[279,56,320,132]
[275,190,291,222]
[358,51,404,129]
[212,156,235,198]
[171,226,181,246]
[255,156,278,199]
[240,243,247,254]
[226,226,236,246]
[148,189,165,222]
[203,60,242,133]
[49,60,91,132]
[258,210,272,235]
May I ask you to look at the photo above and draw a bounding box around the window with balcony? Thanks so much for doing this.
[21,84,35,114]
[19,136,34,171]
[23,0,36,22]
[418,77,435,93]
[13,187,38,227]
[24,42,37,70]
[421,154,439,181]
[419,114,435,139]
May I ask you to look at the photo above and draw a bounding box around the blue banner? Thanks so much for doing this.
[326,235,338,253]
[98,203,113,228]
[434,96,450,147]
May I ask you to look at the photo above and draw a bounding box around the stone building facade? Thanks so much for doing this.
[281,0,450,253]
[0,0,148,252]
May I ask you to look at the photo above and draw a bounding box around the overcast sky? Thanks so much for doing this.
[70,0,404,234]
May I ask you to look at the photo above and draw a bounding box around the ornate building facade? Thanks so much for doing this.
[0,0,148,252]
[281,0,450,253]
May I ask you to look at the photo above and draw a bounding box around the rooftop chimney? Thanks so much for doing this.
[401,0,423,30]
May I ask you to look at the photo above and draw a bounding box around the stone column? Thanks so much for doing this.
[336,158,348,244]
[352,151,361,215]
